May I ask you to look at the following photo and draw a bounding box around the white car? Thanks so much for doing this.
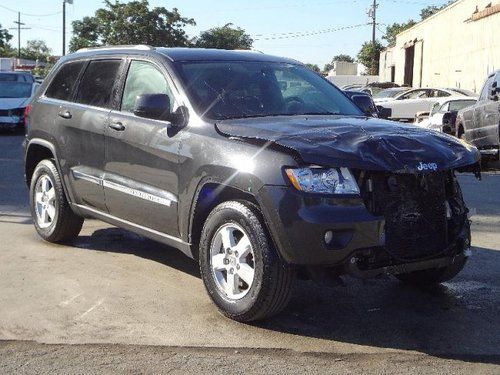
[374,88,476,122]
[0,80,39,131]
[415,97,477,132]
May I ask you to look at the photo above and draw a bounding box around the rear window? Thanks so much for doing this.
[45,61,85,100]
[75,60,122,108]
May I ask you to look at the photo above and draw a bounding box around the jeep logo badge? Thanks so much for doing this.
[417,162,438,171]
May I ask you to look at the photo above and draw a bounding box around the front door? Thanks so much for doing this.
[103,59,182,236]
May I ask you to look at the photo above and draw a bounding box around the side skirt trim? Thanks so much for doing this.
[74,203,193,258]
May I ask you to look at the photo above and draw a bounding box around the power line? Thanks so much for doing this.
[254,23,369,41]
[0,4,62,17]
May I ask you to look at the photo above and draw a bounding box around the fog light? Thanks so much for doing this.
[324,230,333,244]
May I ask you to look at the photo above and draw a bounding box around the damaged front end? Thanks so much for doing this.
[346,170,471,278]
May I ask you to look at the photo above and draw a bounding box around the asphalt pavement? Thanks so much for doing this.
[0,133,499,373]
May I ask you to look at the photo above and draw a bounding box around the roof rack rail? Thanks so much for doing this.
[76,45,154,53]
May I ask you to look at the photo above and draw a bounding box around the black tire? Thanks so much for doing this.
[199,200,295,322]
[29,159,84,243]
[396,256,467,286]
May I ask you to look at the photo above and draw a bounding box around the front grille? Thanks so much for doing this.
[362,172,448,260]
[0,109,9,116]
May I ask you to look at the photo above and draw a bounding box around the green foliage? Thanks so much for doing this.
[322,54,354,73]
[33,62,55,78]
[420,1,455,20]
[305,63,321,73]
[20,40,52,61]
[194,23,253,50]
[69,0,195,52]
[383,20,416,47]
[331,54,354,63]
[0,23,14,56]
[357,40,384,75]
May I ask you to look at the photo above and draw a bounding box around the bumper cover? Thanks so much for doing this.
[258,185,384,265]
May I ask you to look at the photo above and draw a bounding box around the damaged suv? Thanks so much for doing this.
[24,47,480,322]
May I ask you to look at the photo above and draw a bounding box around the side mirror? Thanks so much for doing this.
[377,106,392,119]
[352,94,377,117]
[134,93,171,120]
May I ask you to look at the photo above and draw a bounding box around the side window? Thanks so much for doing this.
[479,76,494,101]
[75,60,122,108]
[45,61,85,100]
[435,90,450,97]
[121,61,174,113]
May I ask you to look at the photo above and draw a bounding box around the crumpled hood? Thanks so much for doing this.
[216,115,480,173]
[0,97,29,110]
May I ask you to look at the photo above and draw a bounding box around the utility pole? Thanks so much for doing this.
[62,0,73,56]
[368,0,378,75]
[10,12,31,59]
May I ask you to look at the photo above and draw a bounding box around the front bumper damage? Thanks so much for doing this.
[257,170,471,277]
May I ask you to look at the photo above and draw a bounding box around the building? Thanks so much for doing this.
[379,0,500,92]
[326,61,379,87]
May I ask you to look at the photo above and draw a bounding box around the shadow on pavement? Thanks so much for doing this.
[69,226,499,364]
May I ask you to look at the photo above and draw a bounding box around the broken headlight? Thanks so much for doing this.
[285,167,359,194]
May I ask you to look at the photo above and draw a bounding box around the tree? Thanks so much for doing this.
[357,40,384,75]
[322,54,354,74]
[383,20,416,47]
[0,23,14,56]
[20,40,52,61]
[195,23,253,50]
[69,0,195,52]
[331,54,354,63]
[420,1,455,20]
[305,63,321,73]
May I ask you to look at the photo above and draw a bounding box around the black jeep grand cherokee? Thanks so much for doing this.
[24,46,480,322]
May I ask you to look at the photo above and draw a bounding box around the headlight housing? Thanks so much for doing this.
[285,167,359,194]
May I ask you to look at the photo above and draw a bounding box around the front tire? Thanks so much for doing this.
[199,201,295,322]
[29,159,84,243]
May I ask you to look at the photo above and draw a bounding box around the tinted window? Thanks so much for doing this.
[479,76,494,101]
[0,82,32,98]
[45,61,85,100]
[448,100,476,112]
[121,61,173,112]
[75,60,122,108]
[176,61,362,120]
[400,89,429,99]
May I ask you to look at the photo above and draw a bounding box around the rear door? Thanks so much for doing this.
[103,59,182,236]
[60,58,124,211]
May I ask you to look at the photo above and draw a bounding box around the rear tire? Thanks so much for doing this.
[29,159,84,243]
[199,200,295,322]
[396,256,467,286]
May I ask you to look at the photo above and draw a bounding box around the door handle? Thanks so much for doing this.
[58,110,72,119]
[108,121,125,131]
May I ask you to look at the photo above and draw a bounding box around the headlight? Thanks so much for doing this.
[285,167,359,194]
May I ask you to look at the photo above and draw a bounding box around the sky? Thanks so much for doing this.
[0,0,450,68]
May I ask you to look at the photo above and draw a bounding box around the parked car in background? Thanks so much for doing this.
[372,87,410,102]
[0,71,34,83]
[456,70,500,161]
[415,97,477,133]
[374,88,474,122]
[0,80,39,131]
[358,82,401,96]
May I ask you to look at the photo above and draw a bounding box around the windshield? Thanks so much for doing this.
[373,88,407,99]
[175,61,363,120]
[449,88,477,97]
[0,82,32,98]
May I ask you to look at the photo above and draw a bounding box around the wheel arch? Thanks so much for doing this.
[188,181,263,261]
[25,139,58,186]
